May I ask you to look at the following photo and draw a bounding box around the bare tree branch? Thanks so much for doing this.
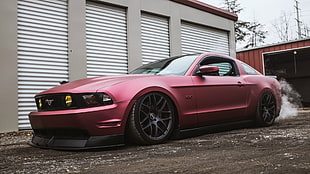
[272,11,292,41]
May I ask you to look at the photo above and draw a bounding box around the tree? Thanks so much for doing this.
[222,0,267,48]
[234,20,250,43]
[272,11,293,42]
[272,11,309,42]
[245,21,267,48]
[303,24,310,38]
[222,0,249,42]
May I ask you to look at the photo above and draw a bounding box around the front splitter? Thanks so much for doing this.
[29,134,125,150]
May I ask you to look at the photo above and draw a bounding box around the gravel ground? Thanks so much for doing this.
[0,111,309,174]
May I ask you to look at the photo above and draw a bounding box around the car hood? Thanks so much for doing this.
[38,74,154,95]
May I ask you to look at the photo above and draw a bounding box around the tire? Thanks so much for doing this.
[127,92,176,145]
[256,91,277,126]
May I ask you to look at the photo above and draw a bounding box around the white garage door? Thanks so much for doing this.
[17,0,69,129]
[141,13,170,65]
[86,2,128,77]
[181,21,229,55]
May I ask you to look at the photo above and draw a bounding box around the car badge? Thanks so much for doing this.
[45,99,54,106]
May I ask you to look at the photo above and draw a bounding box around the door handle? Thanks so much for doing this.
[237,81,244,87]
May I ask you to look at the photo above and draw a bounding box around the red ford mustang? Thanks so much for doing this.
[29,53,281,149]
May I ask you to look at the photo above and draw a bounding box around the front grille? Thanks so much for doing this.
[33,128,89,140]
[35,93,82,111]
[35,93,113,111]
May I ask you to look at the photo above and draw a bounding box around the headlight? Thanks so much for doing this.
[102,93,113,103]
[82,93,113,107]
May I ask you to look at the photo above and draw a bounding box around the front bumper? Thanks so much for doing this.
[28,102,129,149]
[29,133,124,150]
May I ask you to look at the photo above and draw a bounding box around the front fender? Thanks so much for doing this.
[121,86,180,129]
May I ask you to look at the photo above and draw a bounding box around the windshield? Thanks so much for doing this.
[130,54,199,76]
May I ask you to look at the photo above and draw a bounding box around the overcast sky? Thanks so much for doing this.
[198,0,310,49]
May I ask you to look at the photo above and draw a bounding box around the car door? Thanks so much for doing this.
[191,56,249,126]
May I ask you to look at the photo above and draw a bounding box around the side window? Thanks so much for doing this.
[199,56,239,76]
[241,63,258,75]
[208,62,232,76]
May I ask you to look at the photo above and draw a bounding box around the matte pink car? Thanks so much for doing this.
[29,53,281,149]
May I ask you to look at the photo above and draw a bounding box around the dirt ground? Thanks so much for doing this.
[0,111,309,174]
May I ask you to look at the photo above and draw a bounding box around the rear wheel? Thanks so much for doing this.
[256,91,277,126]
[127,92,176,145]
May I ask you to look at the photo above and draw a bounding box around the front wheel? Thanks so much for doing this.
[256,91,277,126]
[127,92,176,145]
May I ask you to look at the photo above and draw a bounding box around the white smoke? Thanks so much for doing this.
[278,79,302,119]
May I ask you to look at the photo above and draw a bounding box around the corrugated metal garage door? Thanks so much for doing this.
[17,0,69,129]
[181,21,229,55]
[141,13,170,65]
[86,2,128,77]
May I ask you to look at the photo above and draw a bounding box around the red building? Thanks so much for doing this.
[237,38,310,106]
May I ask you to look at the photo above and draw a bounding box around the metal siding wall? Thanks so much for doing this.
[181,21,229,55]
[237,40,310,74]
[86,2,128,77]
[141,13,170,64]
[17,0,69,129]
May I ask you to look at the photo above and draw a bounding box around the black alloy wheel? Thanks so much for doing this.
[256,92,277,126]
[128,92,176,145]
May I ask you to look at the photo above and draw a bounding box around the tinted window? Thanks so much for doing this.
[242,63,258,75]
[208,62,233,76]
[130,55,198,76]
[199,56,239,76]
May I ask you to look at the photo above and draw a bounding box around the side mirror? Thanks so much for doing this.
[197,65,219,76]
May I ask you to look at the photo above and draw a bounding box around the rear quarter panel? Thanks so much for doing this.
[243,75,282,118]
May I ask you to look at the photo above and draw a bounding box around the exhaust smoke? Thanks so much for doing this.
[278,79,302,119]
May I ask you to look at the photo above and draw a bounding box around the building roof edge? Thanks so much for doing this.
[237,38,310,53]
[170,0,238,21]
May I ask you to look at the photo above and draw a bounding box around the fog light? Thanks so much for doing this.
[38,98,43,108]
[65,95,72,107]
